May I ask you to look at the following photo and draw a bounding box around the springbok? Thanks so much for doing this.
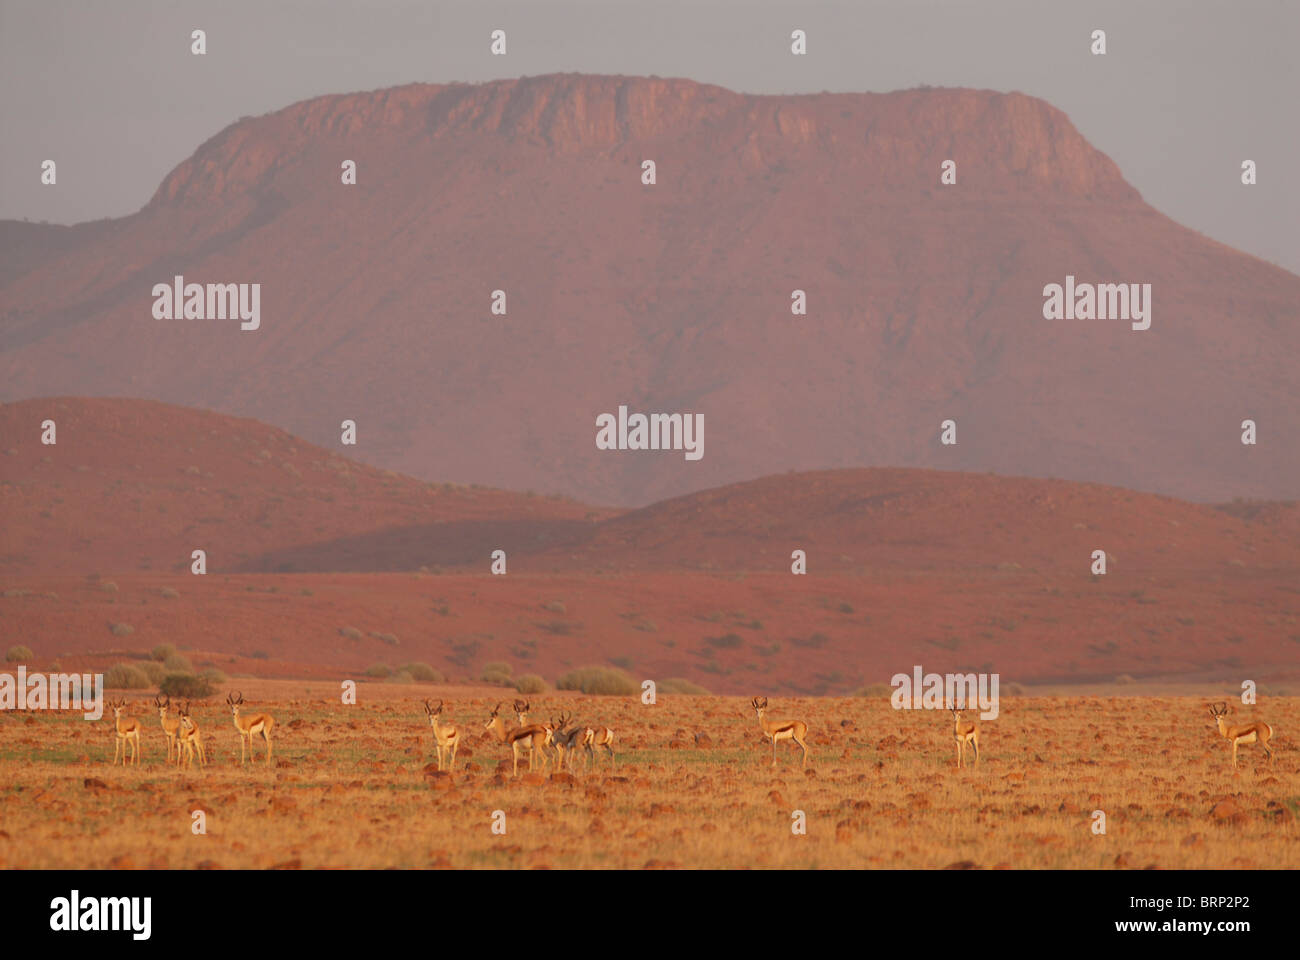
[752,697,808,768]
[176,701,206,770]
[549,712,584,770]
[228,690,275,765]
[484,702,550,776]
[582,724,616,769]
[424,698,462,771]
[110,699,141,766]
[951,707,980,768]
[1209,702,1273,766]
[155,694,181,762]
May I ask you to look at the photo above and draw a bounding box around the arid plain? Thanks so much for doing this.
[0,683,1294,869]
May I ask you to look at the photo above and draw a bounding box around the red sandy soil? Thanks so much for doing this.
[3,398,1297,694]
[2,75,1297,506]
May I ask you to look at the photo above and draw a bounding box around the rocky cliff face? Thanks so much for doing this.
[2,74,1296,505]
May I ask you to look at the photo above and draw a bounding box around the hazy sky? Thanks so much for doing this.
[2,0,1297,273]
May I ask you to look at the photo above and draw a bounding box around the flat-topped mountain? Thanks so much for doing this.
[2,74,1296,505]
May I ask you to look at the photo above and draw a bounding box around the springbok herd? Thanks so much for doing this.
[104,691,1277,775]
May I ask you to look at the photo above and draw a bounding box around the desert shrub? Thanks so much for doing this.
[791,632,830,649]
[658,677,709,695]
[163,652,194,673]
[109,622,134,637]
[5,644,34,662]
[556,666,638,696]
[854,683,893,697]
[138,660,167,684]
[150,643,176,662]
[365,663,392,678]
[388,670,414,684]
[705,633,743,649]
[401,662,444,683]
[100,581,118,593]
[370,632,399,646]
[480,661,513,686]
[338,626,363,641]
[543,600,566,614]
[1114,674,1136,685]
[104,663,150,689]
[514,674,547,694]
[160,587,180,600]
[199,667,227,684]
[159,673,214,698]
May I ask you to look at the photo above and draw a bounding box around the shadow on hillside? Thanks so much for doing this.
[234,518,597,573]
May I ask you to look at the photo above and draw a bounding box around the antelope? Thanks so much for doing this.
[424,698,462,771]
[484,701,550,776]
[549,711,584,770]
[176,701,206,770]
[155,694,181,762]
[110,699,141,766]
[228,690,275,765]
[1209,702,1273,767]
[752,697,808,768]
[583,724,616,770]
[951,706,980,768]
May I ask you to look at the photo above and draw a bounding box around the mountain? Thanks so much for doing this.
[2,74,1297,505]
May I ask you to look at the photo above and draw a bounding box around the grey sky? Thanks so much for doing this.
[2,0,1296,274]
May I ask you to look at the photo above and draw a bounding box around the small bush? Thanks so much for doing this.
[159,673,214,698]
[480,661,513,686]
[365,663,392,678]
[854,683,894,697]
[339,626,363,641]
[150,643,176,662]
[160,587,180,600]
[100,581,118,593]
[514,674,547,694]
[5,644,34,663]
[370,631,399,646]
[543,600,566,614]
[401,662,444,683]
[388,670,414,684]
[109,622,134,637]
[556,666,638,696]
[1114,674,1136,685]
[705,633,743,649]
[138,661,167,684]
[105,663,150,689]
[163,652,194,673]
[658,677,709,695]
[199,667,227,684]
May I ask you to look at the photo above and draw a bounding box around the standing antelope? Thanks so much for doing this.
[424,698,462,771]
[156,694,181,762]
[951,706,980,768]
[752,697,808,768]
[484,702,550,776]
[1209,702,1273,767]
[110,699,141,766]
[176,701,206,770]
[549,712,584,770]
[583,724,616,770]
[228,690,275,765]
